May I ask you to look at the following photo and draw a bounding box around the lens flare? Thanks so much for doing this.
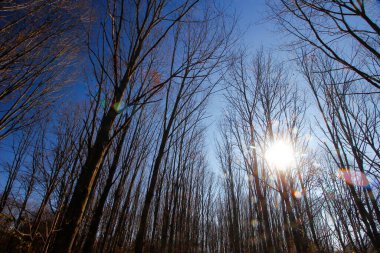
[250,219,259,228]
[113,102,126,113]
[100,99,106,109]
[293,190,303,199]
[337,169,369,187]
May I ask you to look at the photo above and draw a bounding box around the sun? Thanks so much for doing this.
[265,139,296,171]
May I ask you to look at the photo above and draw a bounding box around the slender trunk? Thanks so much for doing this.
[50,104,120,253]
[134,78,186,253]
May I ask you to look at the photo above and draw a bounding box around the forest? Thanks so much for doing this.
[0,0,379,252]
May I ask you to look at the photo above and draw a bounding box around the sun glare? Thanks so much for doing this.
[265,140,295,171]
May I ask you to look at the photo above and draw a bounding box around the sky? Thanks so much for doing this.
[0,0,298,179]
[1,0,378,200]
[0,0,319,187]
[205,0,299,173]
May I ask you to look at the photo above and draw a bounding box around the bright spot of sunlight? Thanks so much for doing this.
[265,140,295,171]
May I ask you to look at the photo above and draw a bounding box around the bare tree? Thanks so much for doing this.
[0,0,88,140]
[49,1,207,252]
[0,127,33,213]
[133,9,234,249]
[215,50,325,253]
[270,0,380,90]
[299,52,380,250]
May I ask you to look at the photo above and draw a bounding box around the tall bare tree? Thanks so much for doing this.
[299,52,380,250]
[50,1,207,252]
[0,0,87,140]
[270,0,380,90]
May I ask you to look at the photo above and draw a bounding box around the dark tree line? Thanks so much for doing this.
[0,0,379,253]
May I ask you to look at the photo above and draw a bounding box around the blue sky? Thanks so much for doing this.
[2,0,378,195]
[0,0,318,186]
[205,0,297,173]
